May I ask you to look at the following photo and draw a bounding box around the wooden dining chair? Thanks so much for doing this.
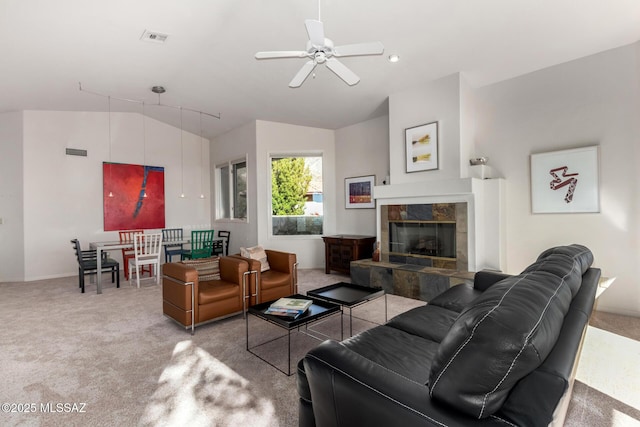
[183,230,215,260]
[119,229,150,280]
[129,232,163,288]
[162,228,190,263]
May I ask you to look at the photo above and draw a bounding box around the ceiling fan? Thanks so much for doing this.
[255,15,384,88]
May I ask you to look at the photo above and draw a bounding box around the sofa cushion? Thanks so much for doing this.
[427,249,590,419]
[240,245,270,272]
[343,325,441,384]
[181,256,220,281]
[428,283,482,313]
[537,244,593,275]
[386,305,459,343]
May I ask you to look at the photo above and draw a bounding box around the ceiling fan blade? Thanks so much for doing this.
[255,50,308,60]
[305,19,325,47]
[325,58,360,86]
[289,60,317,88]
[334,42,384,57]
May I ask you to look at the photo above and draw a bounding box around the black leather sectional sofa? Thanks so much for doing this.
[298,245,600,426]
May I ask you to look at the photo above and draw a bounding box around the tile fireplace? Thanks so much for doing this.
[381,202,467,270]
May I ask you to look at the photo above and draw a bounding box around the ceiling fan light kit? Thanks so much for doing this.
[255,17,384,88]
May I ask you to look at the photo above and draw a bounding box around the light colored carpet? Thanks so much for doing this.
[0,270,638,426]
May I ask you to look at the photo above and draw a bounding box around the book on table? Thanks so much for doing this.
[265,297,312,318]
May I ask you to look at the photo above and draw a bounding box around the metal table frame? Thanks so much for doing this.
[307,282,387,337]
[90,237,190,294]
[246,295,341,376]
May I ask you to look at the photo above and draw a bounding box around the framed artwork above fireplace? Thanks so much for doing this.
[405,121,439,173]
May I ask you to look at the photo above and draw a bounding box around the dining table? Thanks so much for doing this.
[90,237,190,294]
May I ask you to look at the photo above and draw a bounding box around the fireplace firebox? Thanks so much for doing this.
[381,202,467,270]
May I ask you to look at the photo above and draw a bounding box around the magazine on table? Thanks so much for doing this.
[265,297,312,318]
[269,297,312,311]
[264,307,307,318]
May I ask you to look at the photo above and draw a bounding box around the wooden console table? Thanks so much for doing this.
[322,235,376,274]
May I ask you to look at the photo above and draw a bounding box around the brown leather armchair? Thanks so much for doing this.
[232,250,298,305]
[162,256,249,334]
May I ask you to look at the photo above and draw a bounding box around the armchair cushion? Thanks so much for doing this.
[181,256,220,281]
[240,245,270,272]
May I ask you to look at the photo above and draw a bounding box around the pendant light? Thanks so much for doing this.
[199,112,205,199]
[107,96,114,198]
[142,101,148,198]
[180,106,186,198]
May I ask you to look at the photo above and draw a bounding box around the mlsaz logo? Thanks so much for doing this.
[549,166,578,203]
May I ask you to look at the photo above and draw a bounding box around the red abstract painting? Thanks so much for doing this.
[103,162,165,231]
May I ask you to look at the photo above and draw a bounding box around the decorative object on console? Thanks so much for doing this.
[469,157,488,165]
[405,121,439,172]
[345,175,375,209]
[531,146,599,214]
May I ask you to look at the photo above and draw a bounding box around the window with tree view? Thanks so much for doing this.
[271,155,323,236]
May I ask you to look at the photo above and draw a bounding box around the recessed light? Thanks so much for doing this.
[388,54,400,63]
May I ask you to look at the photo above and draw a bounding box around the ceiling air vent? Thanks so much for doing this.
[140,30,169,44]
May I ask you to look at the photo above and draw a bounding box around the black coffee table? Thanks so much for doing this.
[307,282,387,337]
[246,294,341,376]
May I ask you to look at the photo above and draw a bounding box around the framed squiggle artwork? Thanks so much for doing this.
[103,162,166,231]
[530,146,599,214]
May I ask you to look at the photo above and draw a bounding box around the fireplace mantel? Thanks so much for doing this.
[373,178,505,272]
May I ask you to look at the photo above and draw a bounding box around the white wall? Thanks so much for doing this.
[334,115,389,236]
[0,111,25,282]
[211,121,258,254]
[19,110,210,281]
[388,73,462,185]
[256,120,336,269]
[474,43,640,316]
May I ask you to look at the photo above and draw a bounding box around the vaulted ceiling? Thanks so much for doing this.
[2,0,640,139]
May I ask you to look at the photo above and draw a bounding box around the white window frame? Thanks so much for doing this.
[268,152,323,238]
[215,156,248,222]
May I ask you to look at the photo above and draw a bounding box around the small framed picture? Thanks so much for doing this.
[345,175,375,209]
[530,146,600,213]
[405,121,439,173]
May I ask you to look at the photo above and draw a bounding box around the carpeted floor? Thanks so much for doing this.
[0,270,638,426]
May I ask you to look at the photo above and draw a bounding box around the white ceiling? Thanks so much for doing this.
[2,0,640,139]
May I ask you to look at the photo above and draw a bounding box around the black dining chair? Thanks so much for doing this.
[212,230,231,256]
[70,239,120,293]
[162,228,190,263]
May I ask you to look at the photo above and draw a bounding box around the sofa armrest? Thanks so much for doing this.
[162,262,200,334]
[265,250,296,273]
[218,256,249,285]
[303,340,487,427]
[162,262,199,283]
[473,270,512,292]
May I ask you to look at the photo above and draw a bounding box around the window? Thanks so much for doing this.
[216,159,247,220]
[270,154,323,236]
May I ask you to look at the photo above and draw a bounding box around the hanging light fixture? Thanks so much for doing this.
[142,101,148,198]
[180,106,186,198]
[79,82,221,201]
[199,112,205,199]
[107,96,114,198]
